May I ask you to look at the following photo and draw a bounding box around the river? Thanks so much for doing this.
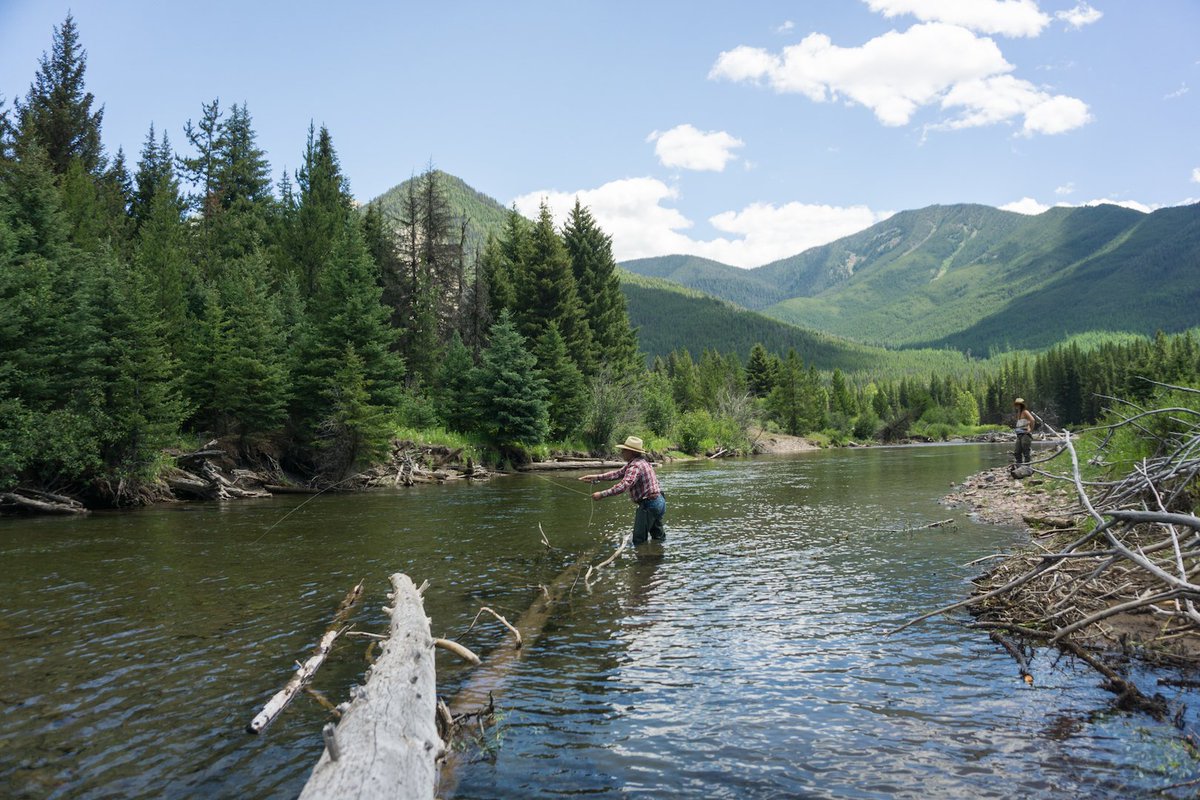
[1,445,1197,798]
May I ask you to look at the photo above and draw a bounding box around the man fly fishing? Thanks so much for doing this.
[578,436,666,544]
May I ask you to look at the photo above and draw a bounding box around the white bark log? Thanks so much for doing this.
[299,573,440,800]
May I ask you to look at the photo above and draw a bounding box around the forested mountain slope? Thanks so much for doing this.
[620,202,1200,352]
[620,254,790,309]
[617,271,978,376]
[364,170,512,255]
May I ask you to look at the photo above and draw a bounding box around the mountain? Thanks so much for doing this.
[619,254,789,309]
[363,170,512,256]
[617,270,980,376]
[621,202,1200,352]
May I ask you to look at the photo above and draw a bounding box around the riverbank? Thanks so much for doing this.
[942,461,1200,666]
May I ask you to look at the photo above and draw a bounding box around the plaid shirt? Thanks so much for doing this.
[595,457,661,502]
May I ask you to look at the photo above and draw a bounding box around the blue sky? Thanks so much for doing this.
[1,0,1197,267]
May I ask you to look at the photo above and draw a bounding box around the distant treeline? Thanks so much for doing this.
[648,328,1200,446]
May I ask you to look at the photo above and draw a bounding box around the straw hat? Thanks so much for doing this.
[1013,398,1026,407]
[616,435,647,454]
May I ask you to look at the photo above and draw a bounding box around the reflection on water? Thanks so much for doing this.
[1,445,1196,799]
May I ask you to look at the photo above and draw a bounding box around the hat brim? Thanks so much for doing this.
[616,444,646,454]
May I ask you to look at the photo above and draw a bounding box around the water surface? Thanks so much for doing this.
[1,445,1196,798]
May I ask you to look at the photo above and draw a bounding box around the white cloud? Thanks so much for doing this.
[511,178,889,268]
[646,124,745,172]
[1055,182,1075,196]
[776,20,795,33]
[1000,196,1050,214]
[938,74,1091,134]
[1165,83,1189,100]
[866,0,1050,37]
[1055,2,1102,28]
[709,22,1090,134]
[1192,168,1200,184]
[1001,196,1157,215]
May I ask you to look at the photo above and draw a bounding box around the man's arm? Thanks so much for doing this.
[596,461,641,499]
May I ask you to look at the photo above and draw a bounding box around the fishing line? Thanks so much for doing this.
[527,471,602,530]
[251,471,367,545]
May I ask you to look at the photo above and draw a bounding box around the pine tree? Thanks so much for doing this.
[434,333,477,433]
[517,202,594,373]
[562,200,639,374]
[15,14,105,175]
[179,99,224,216]
[314,344,394,479]
[830,368,856,416]
[460,242,493,354]
[132,167,192,362]
[218,252,291,442]
[767,350,803,435]
[668,349,700,411]
[0,95,14,163]
[74,252,185,501]
[534,323,588,441]
[287,124,351,296]
[745,343,777,397]
[292,220,404,438]
[131,124,176,228]
[471,310,548,450]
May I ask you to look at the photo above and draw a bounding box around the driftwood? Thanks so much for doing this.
[585,533,632,585]
[247,580,363,734]
[0,490,88,515]
[167,460,270,501]
[467,607,522,649]
[438,553,595,796]
[899,389,1200,730]
[434,638,481,665]
[299,574,441,800]
[264,484,321,495]
[518,460,625,472]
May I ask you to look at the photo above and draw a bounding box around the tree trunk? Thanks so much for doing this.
[299,573,441,800]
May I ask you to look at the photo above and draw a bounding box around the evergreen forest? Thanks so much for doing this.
[3,15,1200,508]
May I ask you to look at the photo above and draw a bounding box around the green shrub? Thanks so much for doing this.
[677,410,714,455]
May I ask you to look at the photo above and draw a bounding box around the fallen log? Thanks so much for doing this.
[988,629,1034,684]
[264,484,321,495]
[247,580,363,734]
[518,460,625,472]
[299,574,441,800]
[0,491,89,515]
[438,552,594,796]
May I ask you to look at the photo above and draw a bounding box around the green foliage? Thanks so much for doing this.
[534,323,588,441]
[15,14,105,175]
[640,371,677,438]
[677,410,714,455]
[434,333,477,433]
[314,345,395,479]
[563,200,640,375]
[581,367,639,452]
[471,310,548,450]
[516,203,594,373]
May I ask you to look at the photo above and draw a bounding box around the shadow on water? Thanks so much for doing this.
[1,444,1198,798]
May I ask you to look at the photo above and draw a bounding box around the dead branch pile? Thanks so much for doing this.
[897,387,1200,714]
[351,441,489,489]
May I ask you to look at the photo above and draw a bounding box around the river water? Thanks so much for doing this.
[1,445,1197,798]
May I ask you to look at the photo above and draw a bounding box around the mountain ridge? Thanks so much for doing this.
[620,202,1199,351]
